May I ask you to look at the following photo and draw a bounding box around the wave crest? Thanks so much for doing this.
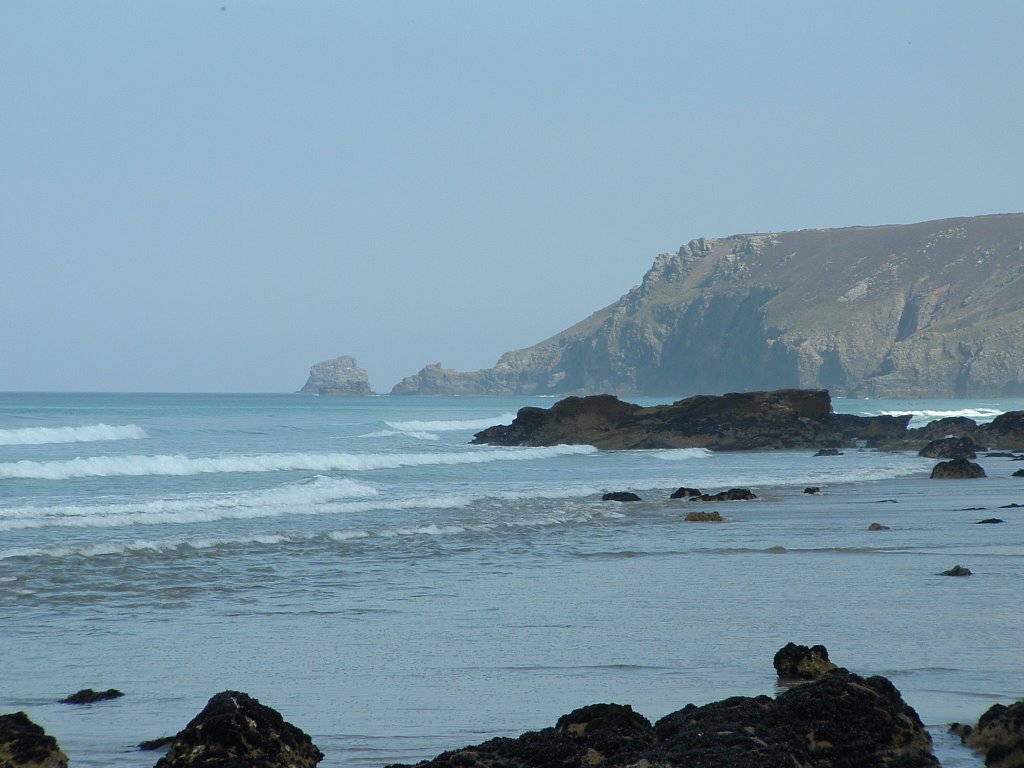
[0,423,148,446]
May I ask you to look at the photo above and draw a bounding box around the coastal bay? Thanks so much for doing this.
[1,393,1021,767]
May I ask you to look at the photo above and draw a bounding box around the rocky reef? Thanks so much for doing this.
[388,655,940,768]
[299,356,373,396]
[394,213,1024,398]
[472,388,1024,451]
[953,699,1024,768]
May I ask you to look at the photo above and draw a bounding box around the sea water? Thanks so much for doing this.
[1,392,1022,767]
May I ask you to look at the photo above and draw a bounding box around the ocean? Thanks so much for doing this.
[1,392,1022,767]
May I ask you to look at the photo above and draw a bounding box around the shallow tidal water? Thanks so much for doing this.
[1,393,1022,767]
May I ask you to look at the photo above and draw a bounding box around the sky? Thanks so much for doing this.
[3,1,1023,393]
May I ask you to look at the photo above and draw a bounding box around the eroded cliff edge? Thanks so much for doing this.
[394,213,1024,397]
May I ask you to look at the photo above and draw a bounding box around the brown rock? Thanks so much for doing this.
[0,712,68,768]
[772,643,838,680]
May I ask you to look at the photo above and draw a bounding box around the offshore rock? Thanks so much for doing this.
[684,510,723,522]
[984,411,1024,450]
[956,699,1024,768]
[155,690,323,768]
[473,389,910,450]
[804,486,821,494]
[930,458,987,479]
[772,643,838,680]
[394,214,1024,398]
[602,492,642,502]
[669,487,702,499]
[814,447,843,456]
[940,565,973,576]
[0,713,68,768]
[919,436,979,459]
[59,688,123,704]
[697,488,757,501]
[868,522,891,530]
[390,668,938,768]
[299,356,372,396]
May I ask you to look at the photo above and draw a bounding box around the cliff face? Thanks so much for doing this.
[299,356,373,395]
[392,213,1024,397]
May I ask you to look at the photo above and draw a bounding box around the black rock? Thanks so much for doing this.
[813,448,843,457]
[940,565,972,576]
[930,458,987,479]
[602,492,642,502]
[1013,469,1024,477]
[867,522,891,531]
[803,486,821,494]
[772,642,837,680]
[976,518,1005,524]
[156,691,323,768]
[697,488,757,501]
[60,688,124,704]
[1000,503,1024,508]
[0,712,68,768]
[670,487,702,499]
[919,436,979,460]
[955,699,1024,768]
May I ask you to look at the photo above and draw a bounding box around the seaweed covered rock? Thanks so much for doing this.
[919,436,979,460]
[930,458,986,479]
[773,643,838,680]
[156,691,323,768]
[390,669,938,768]
[0,712,68,768]
[956,699,1024,768]
[684,510,723,522]
[59,688,123,704]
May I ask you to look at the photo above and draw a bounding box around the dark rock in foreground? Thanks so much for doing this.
[472,389,910,451]
[59,688,123,704]
[155,690,323,768]
[954,699,1024,768]
[773,642,838,680]
[919,436,979,460]
[930,458,987,479]
[0,712,68,768]
[390,668,938,768]
[602,492,642,502]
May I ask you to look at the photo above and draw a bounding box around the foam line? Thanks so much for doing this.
[0,423,148,446]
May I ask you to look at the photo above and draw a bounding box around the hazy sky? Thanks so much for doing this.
[3,2,1022,392]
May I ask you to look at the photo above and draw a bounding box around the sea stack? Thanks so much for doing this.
[299,356,373,396]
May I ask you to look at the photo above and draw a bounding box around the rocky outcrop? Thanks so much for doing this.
[919,437,978,459]
[155,691,323,768]
[954,699,1024,768]
[389,666,939,768]
[602,492,641,502]
[472,389,910,451]
[930,459,987,479]
[394,214,1024,398]
[772,643,838,680]
[0,713,68,768]
[696,488,757,501]
[940,565,973,576]
[299,356,372,396]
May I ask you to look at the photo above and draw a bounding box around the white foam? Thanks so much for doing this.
[649,448,714,461]
[0,423,148,446]
[0,444,597,480]
[383,413,517,432]
[875,408,1004,427]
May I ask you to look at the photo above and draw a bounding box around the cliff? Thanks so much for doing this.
[392,213,1024,397]
[299,356,373,396]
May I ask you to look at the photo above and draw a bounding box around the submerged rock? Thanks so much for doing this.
[814,447,843,456]
[669,487,702,499]
[868,522,891,531]
[803,486,821,494]
[698,488,757,501]
[930,458,987,479]
[59,688,123,704]
[389,667,939,768]
[155,690,323,768]
[1013,469,1024,477]
[956,699,1024,768]
[602,492,642,502]
[940,565,973,576]
[684,510,723,522]
[0,712,68,768]
[976,518,1005,524]
[772,642,838,680]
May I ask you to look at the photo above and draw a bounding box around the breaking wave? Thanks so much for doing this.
[0,444,598,480]
[0,423,148,446]
[875,408,1004,427]
[383,414,517,432]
